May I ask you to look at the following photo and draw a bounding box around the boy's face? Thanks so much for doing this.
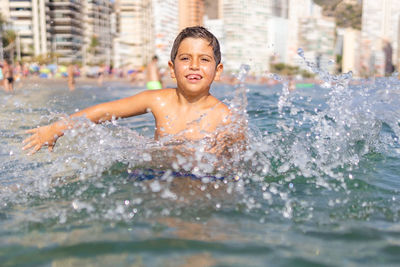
[169,37,223,97]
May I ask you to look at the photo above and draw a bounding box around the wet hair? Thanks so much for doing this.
[170,26,221,66]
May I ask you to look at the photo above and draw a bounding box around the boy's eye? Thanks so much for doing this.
[201,58,211,62]
[180,57,189,61]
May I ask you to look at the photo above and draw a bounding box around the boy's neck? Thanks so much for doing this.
[175,87,212,106]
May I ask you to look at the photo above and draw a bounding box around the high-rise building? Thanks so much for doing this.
[113,0,152,68]
[179,0,204,30]
[341,28,361,75]
[204,0,224,61]
[287,0,323,66]
[1,0,114,65]
[48,0,83,63]
[204,0,221,20]
[361,0,400,76]
[298,16,335,71]
[0,0,50,60]
[113,0,179,69]
[267,16,289,64]
[153,0,179,68]
[271,0,289,18]
[222,0,271,74]
[82,0,113,65]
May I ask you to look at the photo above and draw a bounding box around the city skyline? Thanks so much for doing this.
[0,0,399,77]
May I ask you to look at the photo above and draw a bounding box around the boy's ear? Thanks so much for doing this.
[214,63,224,81]
[168,61,176,79]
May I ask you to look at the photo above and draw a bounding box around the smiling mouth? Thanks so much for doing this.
[186,74,202,81]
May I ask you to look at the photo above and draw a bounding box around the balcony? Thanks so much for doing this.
[52,25,83,34]
[52,17,82,26]
[9,2,32,9]
[48,1,81,10]
[9,10,32,17]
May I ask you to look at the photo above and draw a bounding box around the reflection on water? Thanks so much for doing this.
[1,68,400,266]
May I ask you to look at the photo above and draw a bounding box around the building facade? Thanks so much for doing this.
[82,0,113,65]
[361,0,400,76]
[179,0,204,30]
[341,27,361,75]
[298,16,336,71]
[222,0,271,74]
[113,0,153,68]
[153,0,179,68]
[0,0,50,60]
[1,0,115,64]
[48,0,83,63]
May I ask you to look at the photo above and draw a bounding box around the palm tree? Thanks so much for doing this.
[88,35,99,64]
[2,29,16,62]
[0,14,17,62]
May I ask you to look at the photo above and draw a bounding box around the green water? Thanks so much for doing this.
[0,77,400,266]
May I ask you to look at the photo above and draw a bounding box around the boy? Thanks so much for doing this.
[23,26,241,155]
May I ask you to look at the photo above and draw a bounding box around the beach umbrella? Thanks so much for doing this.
[40,67,50,74]
[47,64,57,72]
[59,65,67,73]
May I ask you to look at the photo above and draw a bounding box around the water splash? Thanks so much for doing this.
[231,64,251,114]
[1,58,400,226]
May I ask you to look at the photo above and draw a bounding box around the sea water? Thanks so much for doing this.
[0,66,400,266]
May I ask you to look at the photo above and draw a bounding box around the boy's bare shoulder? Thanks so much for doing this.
[208,96,231,123]
[141,88,176,98]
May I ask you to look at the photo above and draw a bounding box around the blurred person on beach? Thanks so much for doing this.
[23,26,244,156]
[0,62,3,88]
[22,63,29,78]
[14,61,22,82]
[129,67,145,86]
[146,55,163,90]
[67,64,76,91]
[97,64,106,86]
[288,76,296,91]
[3,59,14,92]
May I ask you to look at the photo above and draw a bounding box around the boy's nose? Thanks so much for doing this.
[190,59,200,69]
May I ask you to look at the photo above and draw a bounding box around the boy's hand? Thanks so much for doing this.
[22,124,59,155]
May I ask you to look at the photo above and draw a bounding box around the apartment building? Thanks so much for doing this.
[179,0,204,30]
[48,0,83,63]
[222,0,271,74]
[298,16,336,71]
[153,0,179,68]
[113,0,153,68]
[0,0,49,60]
[286,0,323,66]
[82,0,113,65]
[361,0,400,76]
[204,0,224,60]
[1,0,114,64]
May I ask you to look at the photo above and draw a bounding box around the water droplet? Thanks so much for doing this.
[297,48,304,58]
[149,180,161,192]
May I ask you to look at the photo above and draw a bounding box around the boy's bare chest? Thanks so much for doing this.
[154,108,219,138]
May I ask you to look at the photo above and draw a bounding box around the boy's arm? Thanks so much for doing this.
[22,90,156,154]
